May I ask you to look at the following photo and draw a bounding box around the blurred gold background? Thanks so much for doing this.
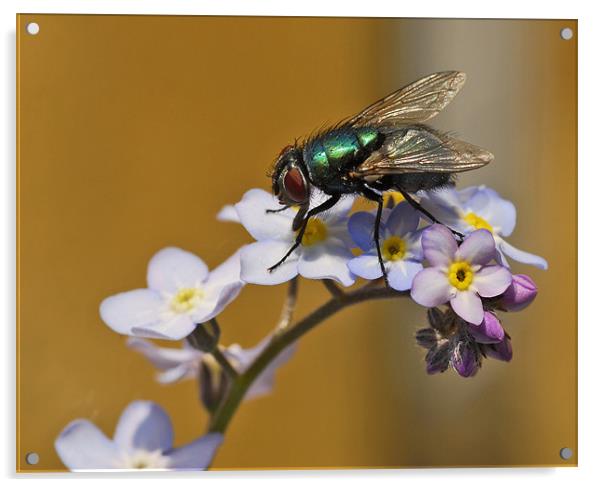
[17,16,577,471]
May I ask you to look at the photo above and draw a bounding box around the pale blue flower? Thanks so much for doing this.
[100,247,244,340]
[419,185,548,269]
[232,189,356,286]
[347,202,423,291]
[55,401,223,471]
[127,335,295,400]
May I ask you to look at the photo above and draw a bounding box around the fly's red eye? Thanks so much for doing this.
[283,167,307,203]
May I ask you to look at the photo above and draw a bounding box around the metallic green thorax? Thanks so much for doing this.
[303,126,382,188]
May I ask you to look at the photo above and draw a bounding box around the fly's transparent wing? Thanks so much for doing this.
[352,127,493,177]
[347,71,466,127]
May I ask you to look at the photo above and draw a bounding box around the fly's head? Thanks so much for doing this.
[271,145,310,207]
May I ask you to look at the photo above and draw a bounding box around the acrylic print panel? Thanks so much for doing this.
[16,15,577,471]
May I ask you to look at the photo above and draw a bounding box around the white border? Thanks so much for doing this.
[2,1,599,485]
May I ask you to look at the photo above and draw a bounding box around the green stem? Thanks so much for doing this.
[208,284,406,433]
[210,344,239,380]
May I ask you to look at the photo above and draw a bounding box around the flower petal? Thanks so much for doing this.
[298,243,355,287]
[147,247,209,292]
[216,204,240,223]
[127,338,201,371]
[465,187,516,236]
[131,314,196,341]
[410,268,454,307]
[347,254,383,280]
[157,363,195,384]
[113,401,173,453]
[166,433,224,470]
[347,211,378,251]
[450,291,484,324]
[234,189,296,241]
[207,250,243,287]
[317,193,355,222]
[387,260,423,292]
[419,187,464,228]
[472,265,512,297]
[386,202,420,237]
[498,239,548,270]
[99,289,164,335]
[55,420,118,470]
[240,241,299,285]
[456,229,496,265]
[191,282,244,323]
[421,224,457,266]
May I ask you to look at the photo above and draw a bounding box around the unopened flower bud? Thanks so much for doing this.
[467,311,505,344]
[416,328,438,349]
[500,274,537,312]
[425,342,451,374]
[451,341,480,378]
[483,336,513,362]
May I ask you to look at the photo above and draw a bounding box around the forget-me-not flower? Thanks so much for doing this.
[347,202,423,291]
[233,189,356,286]
[419,185,548,269]
[411,225,512,324]
[55,401,223,471]
[100,247,244,340]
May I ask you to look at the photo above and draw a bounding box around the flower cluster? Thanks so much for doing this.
[56,183,546,471]
[224,185,544,378]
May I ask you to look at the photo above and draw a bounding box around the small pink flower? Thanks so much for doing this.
[411,225,512,324]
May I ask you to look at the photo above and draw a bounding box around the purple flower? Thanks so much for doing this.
[499,274,538,311]
[411,225,512,324]
[127,335,295,401]
[347,202,423,291]
[100,248,244,340]
[55,401,223,471]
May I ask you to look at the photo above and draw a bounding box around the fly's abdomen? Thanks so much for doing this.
[303,126,382,185]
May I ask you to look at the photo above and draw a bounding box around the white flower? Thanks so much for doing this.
[127,335,296,401]
[419,185,548,269]
[100,248,244,340]
[55,401,223,471]
[232,189,356,286]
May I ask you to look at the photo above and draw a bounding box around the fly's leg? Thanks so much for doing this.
[266,206,290,214]
[267,195,340,272]
[362,186,389,288]
[398,190,465,240]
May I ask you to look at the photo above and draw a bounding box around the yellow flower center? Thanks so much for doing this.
[382,236,406,261]
[117,449,170,469]
[384,191,405,207]
[301,218,328,246]
[463,212,493,232]
[448,261,474,291]
[170,287,204,313]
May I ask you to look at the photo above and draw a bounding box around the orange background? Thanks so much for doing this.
[17,16,577,471]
